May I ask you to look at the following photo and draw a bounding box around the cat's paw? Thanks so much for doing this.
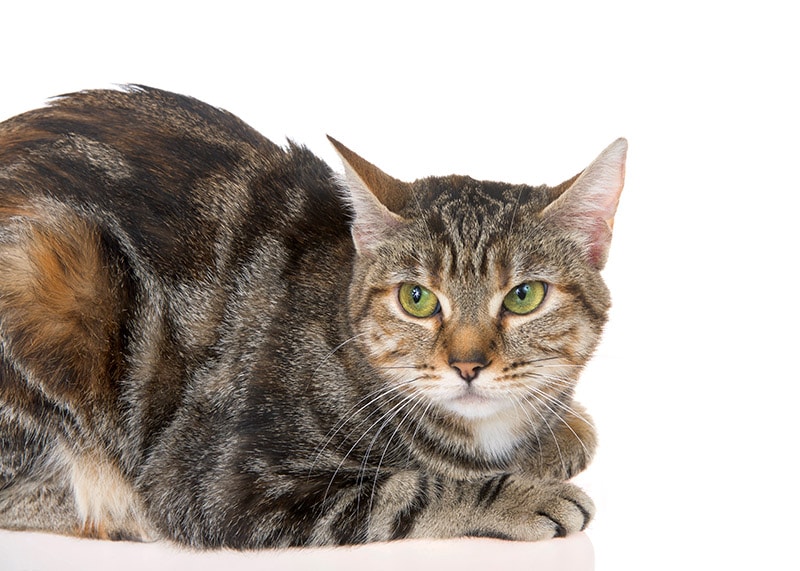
[473,479,595,541]
[524,481,594,539]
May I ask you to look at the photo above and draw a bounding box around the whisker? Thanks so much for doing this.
[511,355,564,366]
[531,363,583,370]
[522,382,593,459]
[537,393,595,434]
[509,393,545,465]
[367,390,426,516]
[524,391,569,477]
[309,332,369,381]
[322,379,425,503]
[307,380,416,478]
[403,398,435,469]
[501,355,581,373]
[524,373,595,429]
[357,391,422,519]
[357,392,418,486]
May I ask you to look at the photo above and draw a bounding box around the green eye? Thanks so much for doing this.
[503,281,547,315]
[398,283,440,318]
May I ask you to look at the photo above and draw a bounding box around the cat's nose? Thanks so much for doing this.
[450,361,486,382]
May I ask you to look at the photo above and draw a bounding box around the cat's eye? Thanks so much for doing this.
[502,281,547,315]
[398,283,440,318]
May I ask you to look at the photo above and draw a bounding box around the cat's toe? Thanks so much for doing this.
[530,482,595,538]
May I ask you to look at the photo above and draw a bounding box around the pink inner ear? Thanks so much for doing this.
[543,138,627,270]
[343,166,408,256]
[585,218,614,269]
[351,206,406,255]
[566,195,620,270]
[544,185,621,269]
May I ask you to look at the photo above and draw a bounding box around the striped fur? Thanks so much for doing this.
[0,86,626,547]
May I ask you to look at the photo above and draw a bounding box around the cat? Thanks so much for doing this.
[0,86,626,548]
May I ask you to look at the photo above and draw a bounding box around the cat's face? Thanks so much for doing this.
[348,178,610,423]
[332,138,626,425]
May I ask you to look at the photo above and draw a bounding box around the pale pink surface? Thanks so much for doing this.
[0,529,593,571]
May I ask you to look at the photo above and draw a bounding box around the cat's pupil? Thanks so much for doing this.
[411,286,422,304]
[516,284,530,300]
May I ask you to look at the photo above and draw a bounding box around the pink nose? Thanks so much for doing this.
[450,361,485,382]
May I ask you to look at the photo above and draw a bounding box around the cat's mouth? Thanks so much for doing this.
[440,386,512,420]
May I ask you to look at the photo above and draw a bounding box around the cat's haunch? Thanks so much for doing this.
[0,86,625,547]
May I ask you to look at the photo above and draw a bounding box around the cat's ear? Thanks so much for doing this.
[327,136,411,255]
[541,138,627,269]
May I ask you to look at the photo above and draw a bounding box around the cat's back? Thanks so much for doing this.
[0,89,354,540]
[0,86,348,279]
[0,86,354,458]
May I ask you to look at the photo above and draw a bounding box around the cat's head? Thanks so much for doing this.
[331,136,626,424]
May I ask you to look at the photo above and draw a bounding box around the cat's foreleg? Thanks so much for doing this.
[298,469,594,544]
[402,473,594,541]
[522,401,598,481]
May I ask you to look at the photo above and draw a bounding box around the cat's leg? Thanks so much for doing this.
[319,470,594,544]
[404,474,593,541]
[198,467,593,547]
[0,481,82,537]
[523,400,598,481]
[0,414,81,536]
[0,393,153,541]
[0,202,151,541]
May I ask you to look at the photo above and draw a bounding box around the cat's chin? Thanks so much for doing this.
[439,392,514,421]
[439,393,524,459]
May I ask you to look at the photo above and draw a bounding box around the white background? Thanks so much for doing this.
[1,1,798,570]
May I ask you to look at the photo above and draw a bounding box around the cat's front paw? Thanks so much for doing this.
[524,481,594,539]
[469,479,595,541]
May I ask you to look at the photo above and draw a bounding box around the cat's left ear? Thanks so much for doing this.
[328,136,411,256]
[541,138,628,270]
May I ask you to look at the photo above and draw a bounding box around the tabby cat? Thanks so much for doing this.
[0,86,626,548]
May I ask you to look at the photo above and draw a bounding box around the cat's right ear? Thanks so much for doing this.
[540,138,628,270]
[328,136,411,255]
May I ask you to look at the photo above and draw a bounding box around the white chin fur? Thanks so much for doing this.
[423,376,526,459]
[439,393,525,460]
[436,372,514,420]
[440,393,512,420]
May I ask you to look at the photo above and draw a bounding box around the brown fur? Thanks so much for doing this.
[0,204,123,406]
